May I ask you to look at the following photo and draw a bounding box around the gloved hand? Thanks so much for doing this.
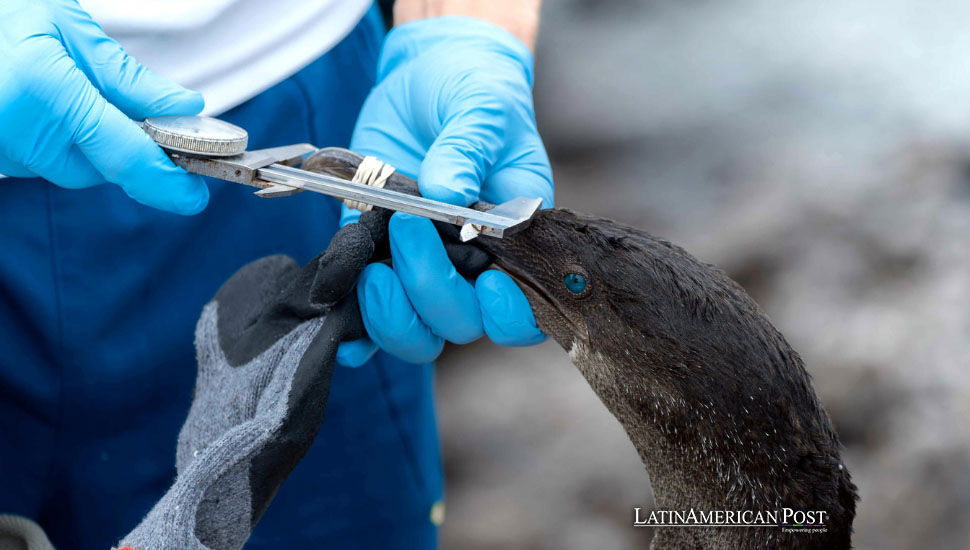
[0,0,208,214]
[118,222,374,550]
[338,16,553,366]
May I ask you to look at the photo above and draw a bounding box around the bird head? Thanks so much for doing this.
[476,208,748,369]
[476,207,812,431]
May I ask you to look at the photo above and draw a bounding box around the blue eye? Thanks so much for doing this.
[563,272,587,294]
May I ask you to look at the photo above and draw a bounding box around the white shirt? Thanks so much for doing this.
[80,0,373,115]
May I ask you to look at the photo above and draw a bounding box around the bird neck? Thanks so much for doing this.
[567,341,855,550]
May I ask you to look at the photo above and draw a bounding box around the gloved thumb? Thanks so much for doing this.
[418,91,507,206]
[58,0,204,119]
[309,223,374,308]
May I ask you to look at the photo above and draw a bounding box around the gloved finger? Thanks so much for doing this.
[57,1,205,119]
[0,155,36,179]
[0,146,104,188]
[442,239,493,278]
[349,85,422,178]
[309,223,374,307]
[268,223,373,322]
[481,148,555,209]
[356,208,391,247]
[357,263,444,364]
[81,106,209,213]
[336,338,379,368]
[418,91,507,206]
[389,213,484,344]
[476,270,547,346]
[47,54,209,213]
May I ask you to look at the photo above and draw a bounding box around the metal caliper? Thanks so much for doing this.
[142,115,541,241]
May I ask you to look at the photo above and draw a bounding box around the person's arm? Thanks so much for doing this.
[335,0,551,367]
[394,0,541,50]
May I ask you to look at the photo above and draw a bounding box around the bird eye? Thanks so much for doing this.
[563,272,587,295]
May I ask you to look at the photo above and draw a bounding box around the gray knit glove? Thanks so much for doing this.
[0,514,54,550]
[118,222,374,550]
[118,146,492,550]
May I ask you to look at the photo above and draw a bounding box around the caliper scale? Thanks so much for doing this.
[142,115,541,241]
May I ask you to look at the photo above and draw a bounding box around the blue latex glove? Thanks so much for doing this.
[0,0,208,214]
[336,17,552,367]
[338,17,553,365]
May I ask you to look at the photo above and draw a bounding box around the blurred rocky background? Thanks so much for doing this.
[436,1,970,549]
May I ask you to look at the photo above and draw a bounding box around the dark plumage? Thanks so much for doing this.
[477,209,858,550]
[300,148,857,549]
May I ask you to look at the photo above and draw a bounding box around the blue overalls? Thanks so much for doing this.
[0,4,442,548]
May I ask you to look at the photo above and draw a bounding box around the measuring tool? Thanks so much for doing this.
[142,115,541,241]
